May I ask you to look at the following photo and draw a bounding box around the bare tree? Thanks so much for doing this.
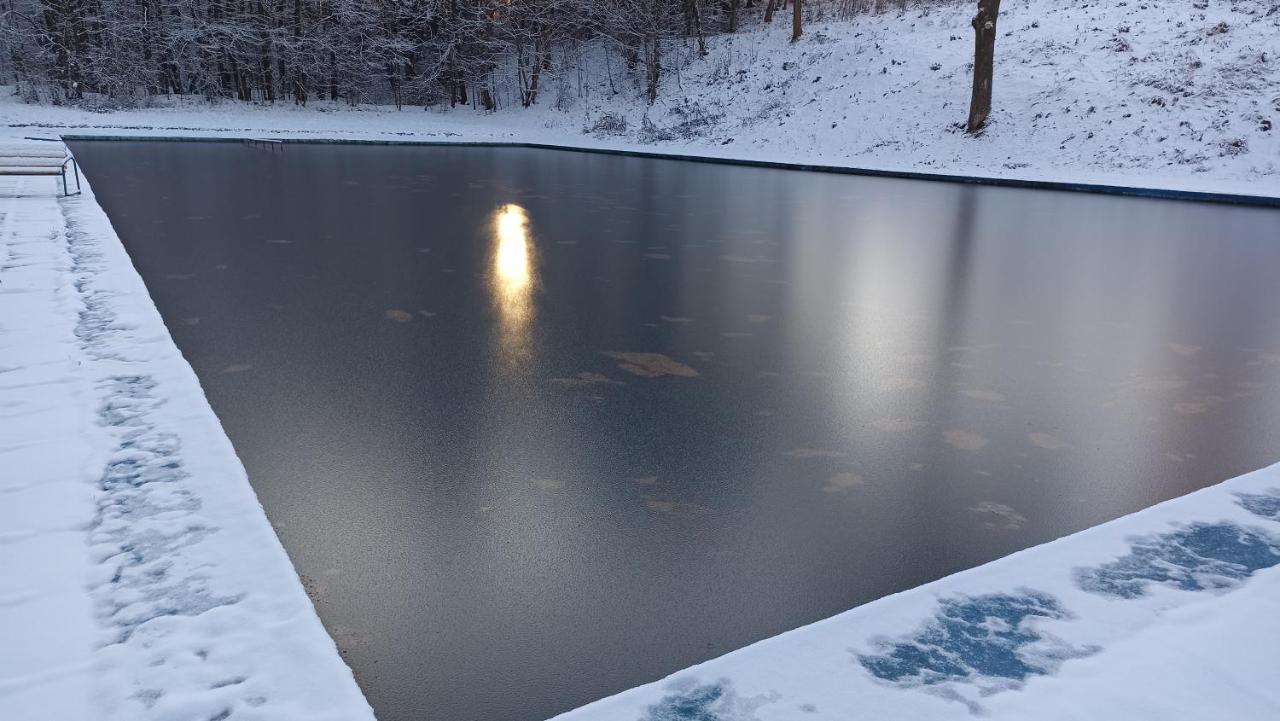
[965,0,1000,134]
[683,0,705,55]
[0,0,936,110]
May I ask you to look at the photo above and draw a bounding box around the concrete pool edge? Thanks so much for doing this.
[58,133,1280,209]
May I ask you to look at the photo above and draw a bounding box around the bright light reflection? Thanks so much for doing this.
[495,204,532,291]
[490,204,536,366]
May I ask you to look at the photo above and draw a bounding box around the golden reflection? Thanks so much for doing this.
[490,204,537,365]
[495,204,532,290]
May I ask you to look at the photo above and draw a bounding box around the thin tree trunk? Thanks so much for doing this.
[685,0,706,54]
[791,0,802,42]
[764,0,776,23]
[966,0,1001,134]
[329,51,338,101]
[645,32,660,104]
[292,0,305,104]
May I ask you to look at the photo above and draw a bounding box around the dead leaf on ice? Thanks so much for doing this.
[944,429,989,451]
[603,352,699,378]
[822,471,865,493]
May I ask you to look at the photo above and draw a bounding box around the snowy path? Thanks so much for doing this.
[0,173,372,721]
[0,177,98,721]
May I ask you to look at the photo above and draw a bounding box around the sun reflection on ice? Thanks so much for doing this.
[490,204,537,367]
[495,204,532,291]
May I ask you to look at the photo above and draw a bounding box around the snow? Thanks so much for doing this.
[1,0,1278,718]
[0,172,374,720]
[1,0,1276,199]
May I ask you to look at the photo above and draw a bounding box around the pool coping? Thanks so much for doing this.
[49,133,1280,721]
[59,133,1280,209]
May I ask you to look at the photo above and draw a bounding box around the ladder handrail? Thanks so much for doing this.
[0,140,80,196]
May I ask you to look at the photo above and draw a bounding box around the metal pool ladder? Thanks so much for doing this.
[244,138,284,153]
[0,140,81,196]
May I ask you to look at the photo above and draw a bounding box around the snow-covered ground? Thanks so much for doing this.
[2,0,1279,719]
[2,0,1277,198]
[0,174,374,720]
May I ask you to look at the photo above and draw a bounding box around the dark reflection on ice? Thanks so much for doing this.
[1074,522,1280,598]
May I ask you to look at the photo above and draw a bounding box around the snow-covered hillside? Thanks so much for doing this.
[2,0,1277,196]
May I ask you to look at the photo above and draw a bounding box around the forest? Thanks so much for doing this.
[0,0,996,128]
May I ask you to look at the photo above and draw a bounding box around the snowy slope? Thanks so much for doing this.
[0,173,374,720]
[1,0,1276,197]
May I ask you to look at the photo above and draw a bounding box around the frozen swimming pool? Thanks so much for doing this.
[71,140,1280,721]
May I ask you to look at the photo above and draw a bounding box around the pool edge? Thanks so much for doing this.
[59,133,1280,209]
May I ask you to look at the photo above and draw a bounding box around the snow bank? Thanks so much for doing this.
[0,171,373,720]
[1,0,1276,198]
[552,463,1280,720]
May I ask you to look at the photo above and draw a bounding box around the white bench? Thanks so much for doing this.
[0,141,81,196]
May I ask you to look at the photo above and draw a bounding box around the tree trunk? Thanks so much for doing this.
[645,32,660,104]
[791,0,802,42]
[764,0,776,23]
[329,51,338,101]
[520,30,547,108]
[687,0,706,55]
[966,0,1001,134]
